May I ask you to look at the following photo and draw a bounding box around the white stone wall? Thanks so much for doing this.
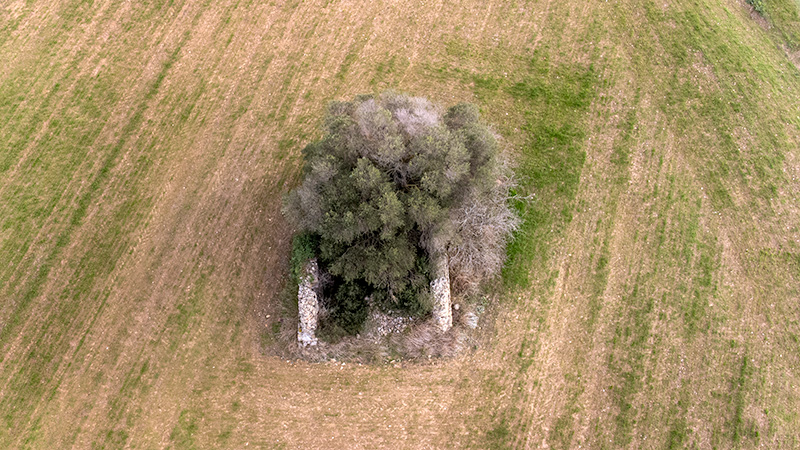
[297,259,319,346]
[431,252,452,332]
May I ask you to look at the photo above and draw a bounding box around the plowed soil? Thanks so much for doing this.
[1,0,799,448]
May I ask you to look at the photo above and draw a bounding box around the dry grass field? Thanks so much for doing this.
[1,0,799,448]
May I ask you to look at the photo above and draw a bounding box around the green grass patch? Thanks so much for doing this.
[170,409,203,449]
[484,416,512,450]
[502,59,596,288]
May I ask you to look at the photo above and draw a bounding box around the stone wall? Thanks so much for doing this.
[297,259,319,346]
[431,252,452,332]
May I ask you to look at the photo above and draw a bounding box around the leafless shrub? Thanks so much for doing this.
[448,155,521,293]
[394,99,440,138]
[358,111,407,171]
[280,156,338,230]
[390,322,473,359]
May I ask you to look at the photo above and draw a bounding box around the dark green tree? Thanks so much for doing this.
[283,92,518,332]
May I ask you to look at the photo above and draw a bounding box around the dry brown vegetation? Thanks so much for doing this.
[1,0,799,448]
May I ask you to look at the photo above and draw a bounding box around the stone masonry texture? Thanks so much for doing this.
[297,259,319,346]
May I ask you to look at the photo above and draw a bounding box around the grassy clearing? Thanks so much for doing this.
[1,0,799,448]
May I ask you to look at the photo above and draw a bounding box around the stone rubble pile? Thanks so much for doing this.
[363,309,411,342]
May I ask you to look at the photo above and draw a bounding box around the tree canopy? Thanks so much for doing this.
[283,92,519,333]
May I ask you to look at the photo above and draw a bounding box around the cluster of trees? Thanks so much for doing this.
[283,92,519,334]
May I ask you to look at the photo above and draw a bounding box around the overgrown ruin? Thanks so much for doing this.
[285,92,519,344]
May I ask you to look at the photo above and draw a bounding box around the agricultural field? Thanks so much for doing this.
[1,0,799,448]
